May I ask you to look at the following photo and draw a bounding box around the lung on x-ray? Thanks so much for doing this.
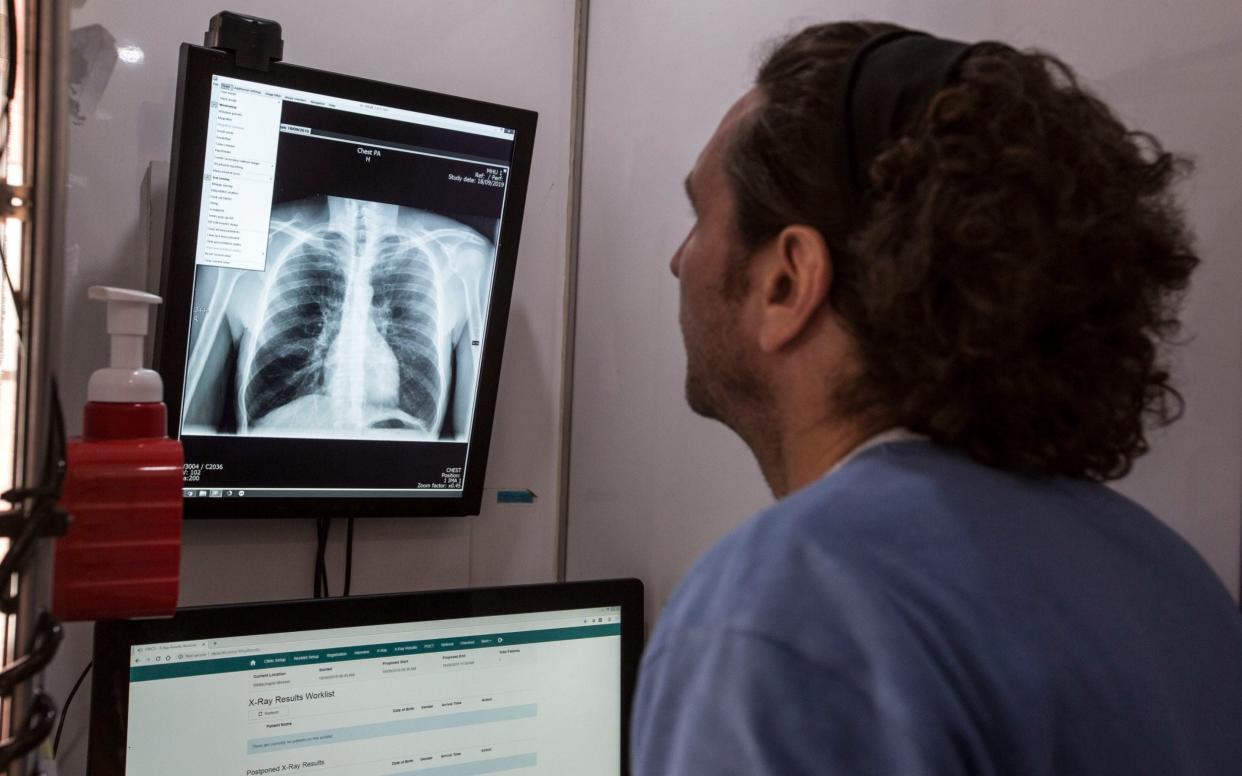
[181,195,494,442]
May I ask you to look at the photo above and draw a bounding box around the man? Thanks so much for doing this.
[631,20,1242,775]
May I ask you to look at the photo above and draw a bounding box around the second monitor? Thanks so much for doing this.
[89,579,644,775]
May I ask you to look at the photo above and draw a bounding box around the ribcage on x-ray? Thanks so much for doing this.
[243,231,348,426]
[370,236,443,431]
[230,197,490,439]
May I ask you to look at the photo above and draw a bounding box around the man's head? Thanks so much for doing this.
[673,20,1199,484]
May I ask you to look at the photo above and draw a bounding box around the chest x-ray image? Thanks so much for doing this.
[180,195,495,441]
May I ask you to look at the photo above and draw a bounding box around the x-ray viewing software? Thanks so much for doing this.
[171,74,518,500]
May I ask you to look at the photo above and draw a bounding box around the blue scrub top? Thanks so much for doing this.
[632,440,1242,775]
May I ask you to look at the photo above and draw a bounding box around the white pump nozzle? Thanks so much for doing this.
[86,285,164,403]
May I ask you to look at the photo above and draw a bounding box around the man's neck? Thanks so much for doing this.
[735,325,887,498]
[755,414,887,499]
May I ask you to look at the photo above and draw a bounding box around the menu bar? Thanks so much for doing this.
[131,623,621,683]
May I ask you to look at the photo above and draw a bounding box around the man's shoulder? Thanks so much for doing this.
[653,440,953,659]
[684,438,1078,581]
[654,438,1173,661]
[642,441,1242,775]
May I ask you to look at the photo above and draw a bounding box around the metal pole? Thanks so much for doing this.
[555,0,591,583]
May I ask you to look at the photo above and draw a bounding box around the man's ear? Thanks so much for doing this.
[754,225,832,353]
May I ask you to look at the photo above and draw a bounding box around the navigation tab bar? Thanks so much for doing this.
[130,623,620,683]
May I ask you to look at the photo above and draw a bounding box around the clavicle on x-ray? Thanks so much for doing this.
[181,195,494,441]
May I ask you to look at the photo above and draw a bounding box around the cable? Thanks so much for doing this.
[0,179,21,344]
[52,660,92,757]
[0,240,20,314]
[3,0,15,106]
[312,517,330,598]
[320,518,330,597]
[313,518,323,597]
[312,517,356,598]
[0,0,15,162]
[0,0,19,323]
[343,517,354,596]
[312,518,323,598]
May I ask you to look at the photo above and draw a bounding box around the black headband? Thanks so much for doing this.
[839,30,976,228]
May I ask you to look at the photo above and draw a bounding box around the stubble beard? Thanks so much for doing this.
[679,253,782,481]
[683,324,769,441]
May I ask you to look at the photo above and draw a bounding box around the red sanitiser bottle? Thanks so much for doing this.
[52,286,183,621]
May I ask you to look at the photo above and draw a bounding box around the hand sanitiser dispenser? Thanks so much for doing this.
[52,286,183,621]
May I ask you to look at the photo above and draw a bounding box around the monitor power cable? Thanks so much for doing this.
[52,660,92,758]
[0,0,22,334]
[312,517,356,599]
[343,516,354,597]
[313,517,330,598]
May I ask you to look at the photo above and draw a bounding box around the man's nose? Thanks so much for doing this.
[669,246,682,279]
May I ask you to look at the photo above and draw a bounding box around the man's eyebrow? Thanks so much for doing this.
[683,174,696,207]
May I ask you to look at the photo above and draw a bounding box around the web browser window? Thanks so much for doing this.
[125,607,622,775]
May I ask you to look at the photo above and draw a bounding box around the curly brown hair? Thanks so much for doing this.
[727,21,1199,481]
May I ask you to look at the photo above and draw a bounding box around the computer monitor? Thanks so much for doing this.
[155,43,537,518]
[89,579,643,775]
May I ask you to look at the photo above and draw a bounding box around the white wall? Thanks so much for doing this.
[566,0,1242,621]
[50,1,577,771]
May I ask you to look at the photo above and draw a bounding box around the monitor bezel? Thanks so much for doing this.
[88,578,643,776]
[155,43,538,519]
